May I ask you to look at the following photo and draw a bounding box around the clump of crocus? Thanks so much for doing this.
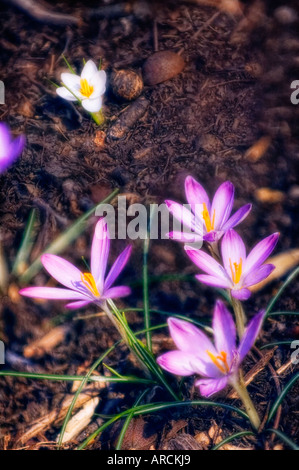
[20,218,131,309]
[157,300,264,429]
[0,123,25,174]
[186,229,279,301]
[165,176,252,244]
[56,59,106,122]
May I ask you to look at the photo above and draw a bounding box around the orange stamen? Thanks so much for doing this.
[202,203,216,232]
[81,272,100,297]
[229,258,243,284]
[206,350,230,374]
[80,78,94,98]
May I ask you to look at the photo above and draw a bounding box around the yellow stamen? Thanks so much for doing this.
[81,272,100,297]
[80,78,94,98]
[202,203,216,232]
[229,258,243,284]
[206,350,229,374]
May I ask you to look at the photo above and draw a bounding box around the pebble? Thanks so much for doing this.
[274,6,297,25]
[143,51,185,86]
[111,69,143,101]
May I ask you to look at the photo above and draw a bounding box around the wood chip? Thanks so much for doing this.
[255,188,285,204]
[245,136,272,162]
[16,381,102,446]
[23,325,70,358]
[56,396,100,444]
[250,249,299,292]
[227,348,276,399]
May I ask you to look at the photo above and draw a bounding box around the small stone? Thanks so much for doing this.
[288,185,299,200]
[198,134,223,153]
[111,69,143,101]
[143,51,185,86]
[195,432,211,449]
[94,130,106,149]
[274,6,297,25]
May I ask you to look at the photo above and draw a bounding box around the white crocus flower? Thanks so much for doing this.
[56,60,106,113]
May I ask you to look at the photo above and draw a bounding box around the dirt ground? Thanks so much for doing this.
[0,0,298,450]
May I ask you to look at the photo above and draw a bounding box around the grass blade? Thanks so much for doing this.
[268,372,299,423]
[260,341,294,350]
[212,431,255,450]
[143,227,151,352]
[57,343,117,448]
[265,266,299,316]
[78,400,249,450]
[267,429,299,450]
[12,208,37,276]
[115,389,149,450]
[0,370,155,385]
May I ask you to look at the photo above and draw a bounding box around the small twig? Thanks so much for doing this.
[5,0,79,25]
[87,3,132,19]
[193,11,221,39]
[153,19,159,52]
[253,346,282,439]
[227,348,276,399]
[276,359,294,376]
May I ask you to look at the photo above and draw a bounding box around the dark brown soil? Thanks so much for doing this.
[0,0,298,450]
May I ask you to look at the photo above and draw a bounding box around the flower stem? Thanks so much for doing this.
[91,109,105,126]
[231,295,246,339]
[232,374,261,431]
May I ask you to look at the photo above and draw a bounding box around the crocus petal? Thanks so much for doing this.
[81,60,98,82]
[195,274,232,289]
[19,286,87,300]
[221,229,246,279]
[91,219,110,292]
[195,376,229,397]
[211,181,234,229]
[243,264,275,288]
[184,175,210,213]
[185,247,229,282]
[41,254,82,290]
[61,73,81,94]
[167,231,203,243]
[165,200,197,232]
[167,317,217,356]
[104,245,132,290]
[0,123,11,157]
[212,300,236,364]
[157,350,197,376]
[203,230,223,243]
[102,285,131,299]
[238,310,266,362]
[82,96,103,113]
[56,86,78,102]
[90,70,106,97]
[0,125,25,173]
[222,204,252,231]
[243,233,279,276]
[231,288,251,300]
[65,300,92,309]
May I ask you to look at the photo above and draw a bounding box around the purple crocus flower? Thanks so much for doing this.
[20,218,132,309]
[0,123,25,173]
[165,176,252,243]
[157,300,265,397]
[185,229,279,301]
